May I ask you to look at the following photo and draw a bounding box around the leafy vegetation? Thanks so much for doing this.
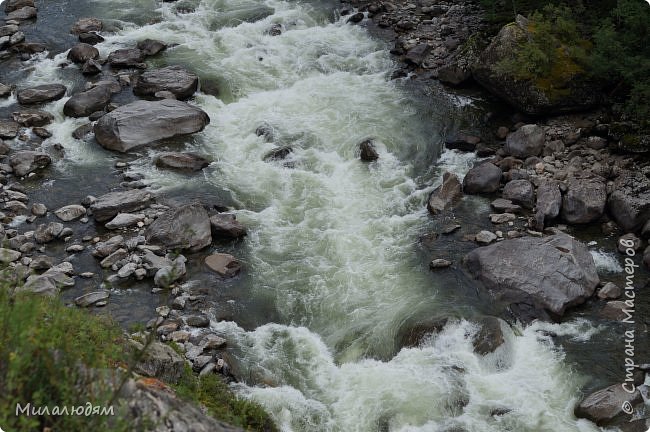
[0,279,276,431]
[479,0,650,126]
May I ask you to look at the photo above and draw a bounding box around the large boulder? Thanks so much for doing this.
[67,43,99,64]
[9,151,51,176]
[463,162,502,194]
[107,48,145,69]
[133,66,199,100]
[16,84,66,105]
[427,171,463,214]
[154,152,210,171]
[90,190,153,222]
[502,179,535,209]
[63,85,112,118]
[472,18,599,115]
[535,179,562,230]
[145,203,212,252]
[575,384,643,426]
[504,124,545,158]
[210,214,247,239]
[465,233,599,320]
[132,341,185,384]
[94,99,210,152]
[561,174,607,224]
[607,171,650,232]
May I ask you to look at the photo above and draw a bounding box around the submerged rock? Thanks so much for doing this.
[12,110,54,127]
[94,99,210,152]
[465,233,599,320]
[210,214,247,239]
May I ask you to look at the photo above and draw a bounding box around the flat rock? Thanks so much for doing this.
[205,253,241,277]
[16,84,66,105]
[70,18,103,35]
[154,152,210,171]
[0,120,19,139]
[105,213,145,229]
[607,170,650,232]
[107,48,145,69]
[146,203,211,252]
[94,99,210,152]
[6,6,37,21]
[90,190,153,222]
[54,204,86,222]
[465,233,599,320]
[67,43,99,64]
[75,291,110,307]
[9,151,51,176]
[133,65,199,100]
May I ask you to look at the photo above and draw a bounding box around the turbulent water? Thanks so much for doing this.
[13,0,616,430]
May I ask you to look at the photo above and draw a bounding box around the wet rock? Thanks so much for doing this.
[0,248,21,263]
[397,317,449,348]
[72,123,93,139]
[347,12,364,23]
[502,179,534,209]
[4,0,34,13]
[31,202,47,216]
[205,253,241,277]
[107,48,146,69]
[267,23,282,36]
[105,213,145,229]
[475,230,497,245]
[472,317,505,355]
[618,233,642,253]
[575,384,643,426]
[154,256,187,288]
[9,151,51,176]
[463,162,502,194]
[12,110,54,127]
[0,120,19,139]
[404,43,431,66]
[154,152,210,171]
[54,204,86,222]
[598,282,622,300]
[607,171,650,232]
[210,214,247,239]
[146,203,211,252]
[90,190,153,222]
[429,258,452,269]
[445,133,481,151]
[63,85,112,118]
[34,222,64,243]
[134,66,198,100]
[535,180,562,230]
[427,171,463,214]
[94,99,210,152]
[0,82,11,98]
[6,6,37,21]
[263,146,292,161]
[504,124,545,158]
[186,315,210,328]
[133,341,185,384]
[359,139,379,161]
[16,84,66,105]
[67,43,99,64]
[561,174,607,224]
[465,233,599,320]
[32,127,51,138]
[136,39,167,56]
[78,32,104,45]
[75,291,110,307]
[70,18,103,35]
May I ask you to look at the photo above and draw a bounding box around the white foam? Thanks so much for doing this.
[590,249,624,273]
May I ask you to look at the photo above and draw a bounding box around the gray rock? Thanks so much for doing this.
[70,18,103,35]
[142,249,172,272]
[12,110,53,127]
[100,248,128,268]
[67,43,99,64]
[504,124,545,158]
[0,119,19,139]
[133,341,185,384]
[472,317,505,355]
[18,275,58,296]
[16,84,66,105]
[78,32,104,45]
[475,230,497,245]
[490,198,521,213]
[490,213,516,224]
[186,315,210,328]
[9,151,51,176]
[561,174,607,224]
[502,179,535,209]
[31,203,47,216]
[75,291,110,307]
[54,204,86,222]
[90,190,153,222]
[404,43,431,66]
[427,171,463,214]
[607,171,650,232]
[210,214,247,239]
[146,203,212,252]
[6,6,37,21]
[134,66,199,100]
[535,180,562,230]
[263,146,292,162]
[153,152,210,171]
[94,99,210,152]
[5,0,34,13]
[465,233,599,319]
[429,259,452,269]
[463,163,502,194]
[618,233,642,253]
[92,235,124,258]
[107,48,145,69]
[105,213,144,229]
[575,384,643,426]
[0,248,21,263]
[63,85,112,118]
[34,222,64,243]
[154,257,187,288]
[205,253,241,277]
[136,39,167,56]
[118,262,137,278]
[644,246,650,269]
[598,282,621,300]
[444,133,481,152]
